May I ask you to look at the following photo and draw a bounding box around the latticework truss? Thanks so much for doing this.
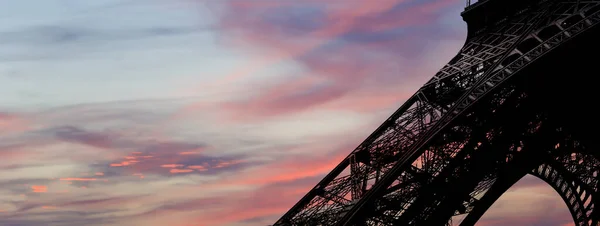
[273,0,600,225]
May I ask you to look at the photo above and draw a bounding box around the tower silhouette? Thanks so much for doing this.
[273,0,600,225]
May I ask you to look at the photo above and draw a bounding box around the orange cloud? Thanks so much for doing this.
[161,164,184,168]
[187,165,207,171]
[213,160,243,169]
[31,185,47,193]
[238,154,342,185]
[106,144,212,176]
[110,161,132,167]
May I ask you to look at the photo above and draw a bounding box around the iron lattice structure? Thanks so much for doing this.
[272,0,600,225]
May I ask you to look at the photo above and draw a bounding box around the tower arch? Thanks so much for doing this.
[460,151,600,226]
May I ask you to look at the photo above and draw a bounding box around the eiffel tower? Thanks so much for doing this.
[272,0,600,225]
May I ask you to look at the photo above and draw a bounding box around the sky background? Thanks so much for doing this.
[0,0,574,225]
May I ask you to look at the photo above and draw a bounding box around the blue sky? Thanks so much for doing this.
[0,0,255,109]
[0,0,573,225]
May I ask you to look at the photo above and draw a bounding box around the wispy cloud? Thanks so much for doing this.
[174,0,467,123]
[0,95,380,225]
[0,0,574,225]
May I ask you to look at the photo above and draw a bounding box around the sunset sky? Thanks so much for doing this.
[0,0,574,225]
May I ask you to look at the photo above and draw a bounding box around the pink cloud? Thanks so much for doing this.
[476,175,575,226]
[125,137,363,225]
[187,165,207,171]
[179,151,201,155]
[0,1,577,226]
[143,176,319,226]
[0,112,31,135]
[170,169,194,174]
[181,0,460,123]
[0,143,40,162]
[161,0,460,124]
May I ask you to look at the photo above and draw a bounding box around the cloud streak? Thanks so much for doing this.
[0,0,576,226]
[169,0,466,124]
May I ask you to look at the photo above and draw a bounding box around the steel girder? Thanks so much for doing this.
[273,0,600,225]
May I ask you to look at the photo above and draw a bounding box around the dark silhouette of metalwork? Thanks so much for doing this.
[272,0,600,225]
